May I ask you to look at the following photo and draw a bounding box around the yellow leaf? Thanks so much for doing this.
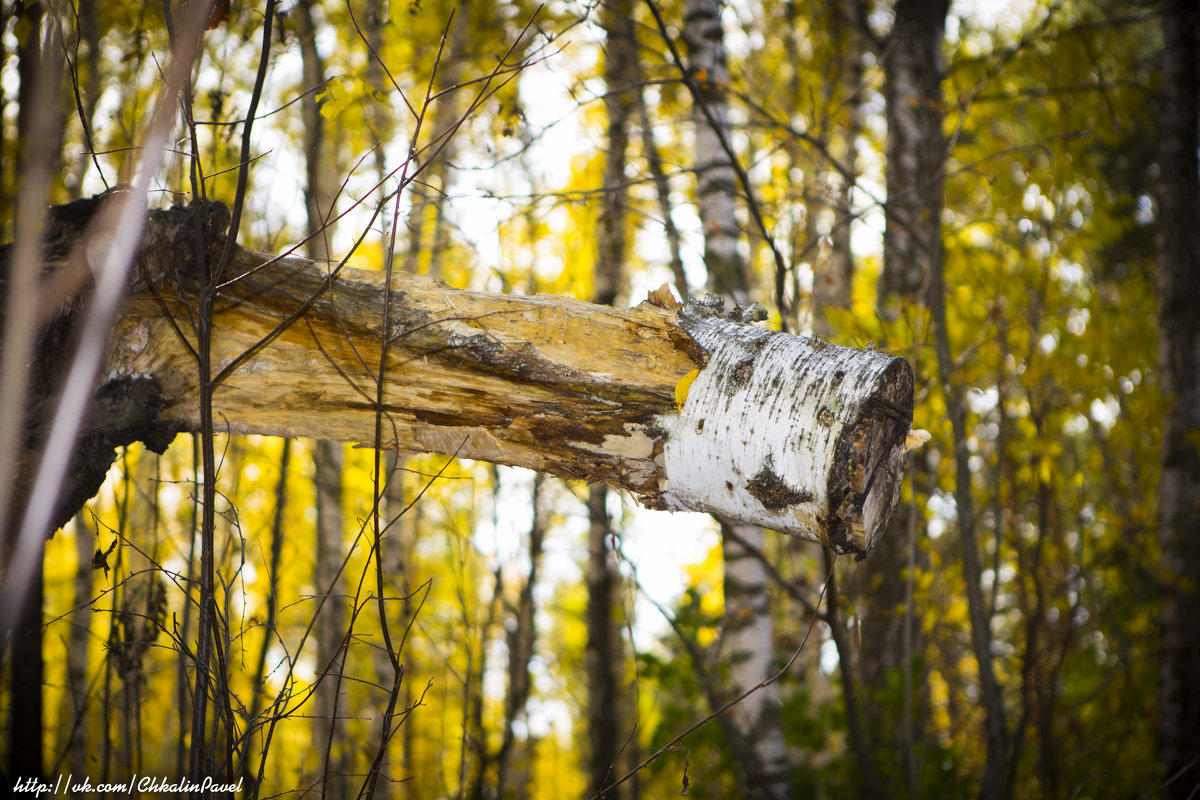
[675,369,700,411]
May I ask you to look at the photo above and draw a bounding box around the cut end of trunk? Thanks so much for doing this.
[827,357,915,559]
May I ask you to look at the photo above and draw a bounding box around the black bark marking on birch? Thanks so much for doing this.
[746,456,813,510]
[728,356,755,392]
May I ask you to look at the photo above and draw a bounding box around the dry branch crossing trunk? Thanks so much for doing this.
[6,198,919,557]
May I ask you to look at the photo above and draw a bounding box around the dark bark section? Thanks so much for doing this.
[494,472,545,795]
[7,552,43,780]
[828,357,914,559]
[585,488,624,798]
[886,0,1012,793]
[878,0,949,304]
[1,195,218,542]
[588,4,637,793]
[1156,0,1200,793]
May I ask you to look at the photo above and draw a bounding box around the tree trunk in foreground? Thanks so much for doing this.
[4,198,918,558]
[1156,0,1200,794]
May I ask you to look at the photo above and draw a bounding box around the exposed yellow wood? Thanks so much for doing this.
[109,242,704,499]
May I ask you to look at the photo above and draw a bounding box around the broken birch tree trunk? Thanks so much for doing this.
[11,199,918,557]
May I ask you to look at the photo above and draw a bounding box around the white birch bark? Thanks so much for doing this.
[661,303,914,557]
[683,0,750,303]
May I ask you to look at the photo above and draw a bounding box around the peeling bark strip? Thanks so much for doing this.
[12,200,916,554]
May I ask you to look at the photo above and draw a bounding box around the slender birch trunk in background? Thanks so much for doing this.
[684,0,751,307]
[810,0,862,338]
[495,471,545,795]
[60,514,94,778]
[415,0,472,280]
[876,0,1010,796]
[682,2,790,797]
[636,87,690,301]
[114,450,164,775]
[799,1,888,795]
